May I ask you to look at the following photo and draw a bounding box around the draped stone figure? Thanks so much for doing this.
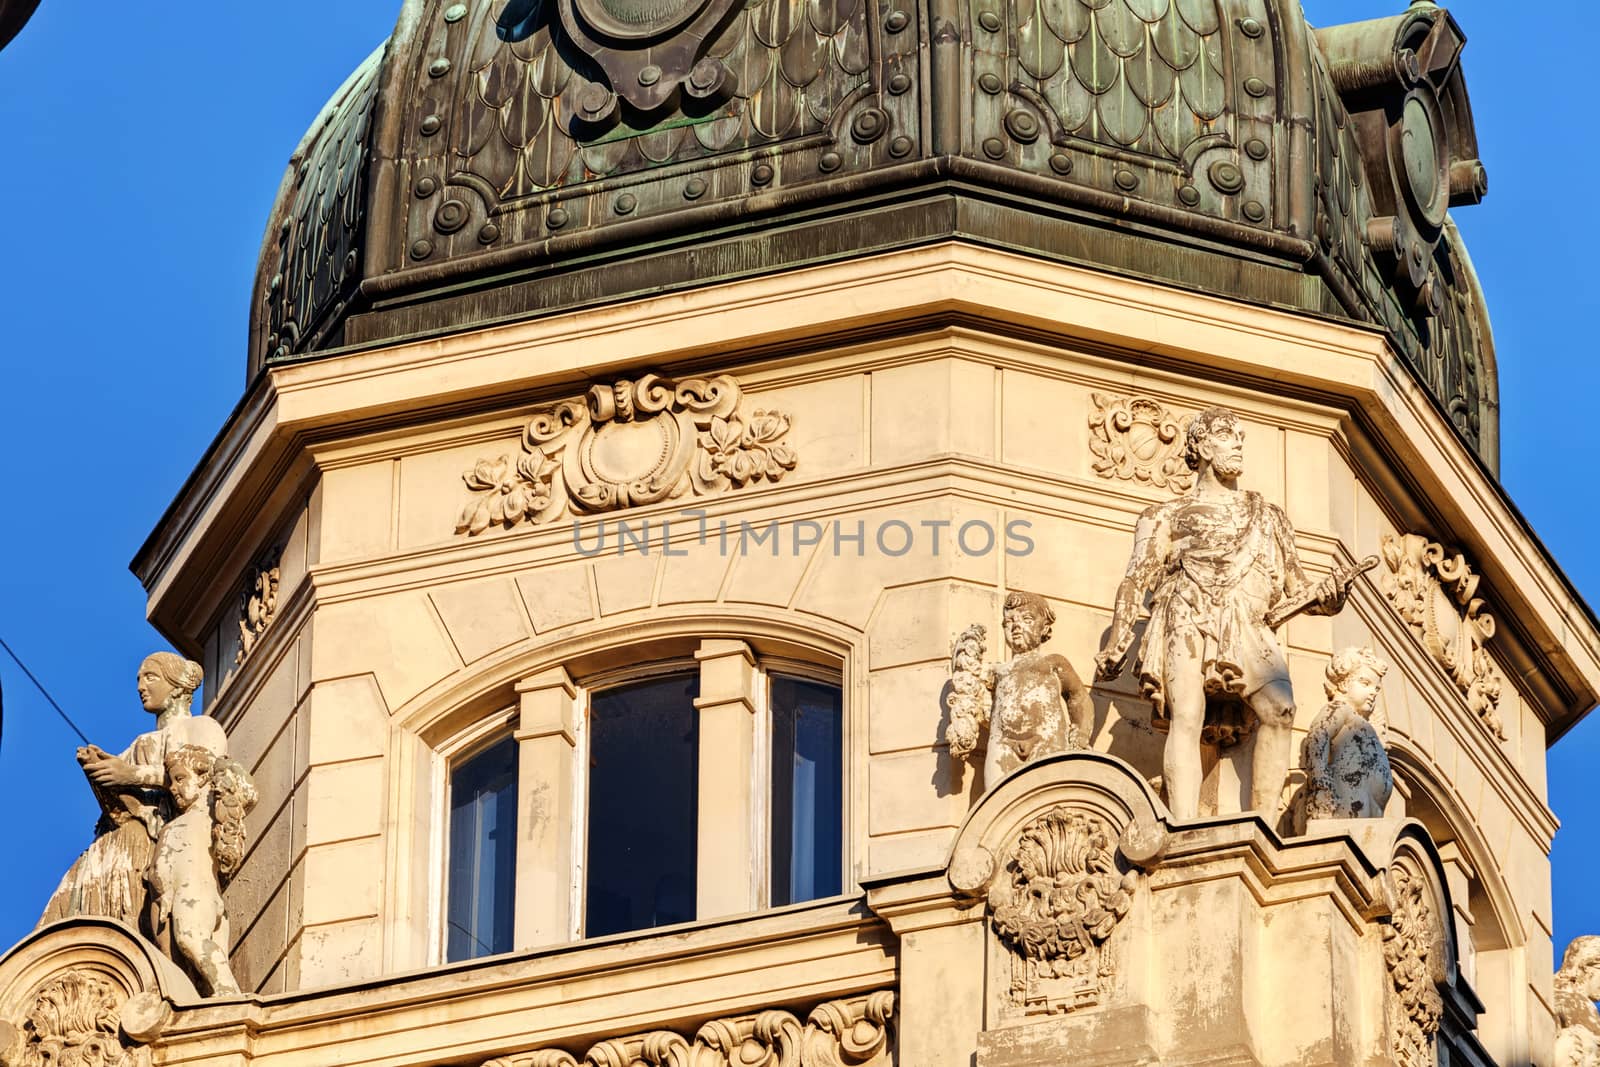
[1556,937,1600,1067]
[39,652,226,930]
[1095,407,1368,823]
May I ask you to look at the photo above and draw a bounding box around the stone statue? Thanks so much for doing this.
[40,653,226,927]
[1301,648,1393,821]
[1094,406,1370,822]
[1556,937,1600,1067]
[147,744,257,997]
[945,591,1092,792]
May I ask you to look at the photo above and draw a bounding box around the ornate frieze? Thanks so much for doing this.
[0,972,150,1067]
[458,374,797,536]
[1382,864,1444,1067]
[988,806,1138,1016]
[236,549,281,666]
[1086,393,1195,492]
[1379,533,1505,739]
[480,991,894,1067]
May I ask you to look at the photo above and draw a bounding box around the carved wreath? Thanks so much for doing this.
[458,373,797,536]
[1383,864,1444,1067]
[1379,533,1504,739]
[989,807,1136,963]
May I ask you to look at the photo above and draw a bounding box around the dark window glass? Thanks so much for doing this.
[770,676,843,906]
[445,735,518,962]
[586,673,699,937]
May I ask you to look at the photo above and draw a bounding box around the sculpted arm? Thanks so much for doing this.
[1095,508,1168,679]
[1048,654,1093,745]
[1273,506,1343,616]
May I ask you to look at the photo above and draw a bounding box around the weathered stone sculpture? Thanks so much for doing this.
[944,592,1092,793]
[1301,648,1393,822]
[1556,937,1600,1066]
[146,744,257,997]
[39,653,225,927]
[1095,406,1370,822]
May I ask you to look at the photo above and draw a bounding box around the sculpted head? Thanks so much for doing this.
[1183,406,1245,479]
[165,744,217,814]
[1324,647,1388,715]
[1560,936,1600,1003]
[138,652,204,715]
[1002,591,1054,653]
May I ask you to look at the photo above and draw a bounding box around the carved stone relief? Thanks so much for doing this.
[944,593,1091,795]
[458,374,797,536]
[1382,863,1444,1067]
[1086,393,1194,492]
[987,806,1138,1017]
[235,549,281,666]
[1555,937,1600,1067]
[0,972,150,1067]
[1379,533,1505,739]
[480,990,894,1067]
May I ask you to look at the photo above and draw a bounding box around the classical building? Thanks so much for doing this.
[3,1,1595,1066]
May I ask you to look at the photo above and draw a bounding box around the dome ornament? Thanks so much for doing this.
[555,0,741,116]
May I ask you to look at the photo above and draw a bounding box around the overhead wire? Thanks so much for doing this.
[0,634,89,748]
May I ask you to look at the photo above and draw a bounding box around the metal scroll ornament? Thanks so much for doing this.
[988,806,1138,1016]
[556,0,740,123]
[457,373,797,536]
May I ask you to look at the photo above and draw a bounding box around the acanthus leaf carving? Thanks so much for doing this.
[987,806,1139,1017]
[0,972,150,1067]
[1087,392,1195,492]
[1379,533,1505,739]
[478,992,894,1067]
[1382,864,1444,1067]
[458,374,797,536]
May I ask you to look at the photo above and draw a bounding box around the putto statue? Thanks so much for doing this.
[1556,937,1600,1066]
[37,652,252,998]
[945,591,1092,792]
[1094,406,1373,822]
[148,745,258,996]
[1301,648,1393,823]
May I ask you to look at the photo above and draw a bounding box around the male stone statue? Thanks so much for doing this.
[1095,406,1367,822]
[1556,936,1600,1066]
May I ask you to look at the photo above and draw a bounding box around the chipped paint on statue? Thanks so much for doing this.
[1301,648,1393,822]
[1556,937,1600,1066]
[146,745,257,997]
[944,592,1092,794]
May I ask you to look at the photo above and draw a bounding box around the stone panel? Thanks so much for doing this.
[304,758,386,847]
[431,578,530,664]
[312,597,456,710]
[319,462,394,562]
[300,838,385,926]
[867,662,950,756]
[517,564,595,633]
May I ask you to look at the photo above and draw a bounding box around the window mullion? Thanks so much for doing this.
[693,638,760,919]
[513,666,580,949]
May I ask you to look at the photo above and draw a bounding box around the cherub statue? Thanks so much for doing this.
[1556,937,1600,1067]
[1301,648,1393,822]
[945,591,1092,792]
[146,744,258,997]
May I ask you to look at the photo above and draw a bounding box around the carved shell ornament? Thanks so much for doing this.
[987,806,1139,1016]
[457,373,797,535]
[0,972,150,1067]
[1383,863,1444,1067]
[1087,393,1195,491]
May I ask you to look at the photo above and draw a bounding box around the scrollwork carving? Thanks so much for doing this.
[458,373,797,536]
[477,991,894,1067]
[235,549,281,666]
[1087,393,1195,492]
[1382,864,1443,1067]
[0,973,150,1067]
[1379,533,1505,739]
[987,806,1139,1016]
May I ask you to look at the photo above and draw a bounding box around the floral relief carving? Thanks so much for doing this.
[235,549,281,666]
[1379,533,1505,739]
[458,373,798,536]
[480,992,894,1067]
[1087,393,1195,492]
[1383,864,1444,1067]
[0,972,150,1067]
[987,806,1139,1017]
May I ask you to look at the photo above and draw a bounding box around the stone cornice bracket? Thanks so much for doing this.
[478,990,895,1067]
[457,373,798,536]
[1379,533,1506,740]
[236,546,282,666]
[0,972,153,1067]
[1087,392,1196,492]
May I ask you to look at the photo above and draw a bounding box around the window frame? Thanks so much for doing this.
[431,705,518,964]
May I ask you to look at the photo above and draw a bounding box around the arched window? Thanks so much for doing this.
[438,637,846,959]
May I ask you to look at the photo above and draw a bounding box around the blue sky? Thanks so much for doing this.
[0,0,1595,975]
